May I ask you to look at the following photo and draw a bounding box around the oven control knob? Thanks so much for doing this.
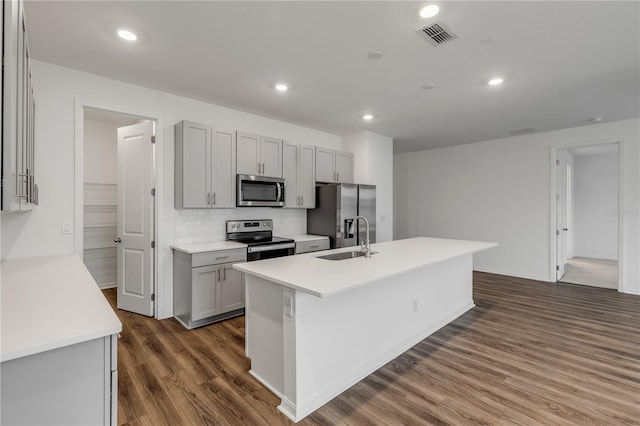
[264,222,270,227]
[231,224,236,229]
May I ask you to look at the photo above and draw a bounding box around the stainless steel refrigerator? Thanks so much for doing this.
[307,183,376,249]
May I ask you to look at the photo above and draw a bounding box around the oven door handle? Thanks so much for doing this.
[248,243,295,253]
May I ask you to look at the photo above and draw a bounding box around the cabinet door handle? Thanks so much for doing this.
[213,192,216,205]
[217,268,221,281]
[215,256,229,260]
[301,195,304,205]
[310,245,319,249]
[207,193,210,205]
[223,267,226,281]
[337,172,340,181]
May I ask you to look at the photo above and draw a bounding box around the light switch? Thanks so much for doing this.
[62,222,73,235]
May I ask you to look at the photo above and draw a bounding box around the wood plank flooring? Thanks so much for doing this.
[104,272,640,425]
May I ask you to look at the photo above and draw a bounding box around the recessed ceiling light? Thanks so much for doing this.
[422,83,436,90]
[368,50,384,60]
[274,83,288,92]
[363,114,373,121]
[587,116,603,123]
[488,77,504,86]
[420,5,440,18]
[117,29,137,41]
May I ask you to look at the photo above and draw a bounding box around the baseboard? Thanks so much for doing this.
[280,302,476,422]
[98,282,116,289]
[249,370,284,399]
[473,268,550,282]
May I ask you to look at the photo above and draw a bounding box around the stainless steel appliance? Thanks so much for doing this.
[226,219,295,261]
[236,175,285,207]
[307,183,376,249]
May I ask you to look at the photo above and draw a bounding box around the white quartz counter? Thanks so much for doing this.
[234,237,496,297]
[1,255,122,362]
[283,234,330,243]
[171,241,247,254]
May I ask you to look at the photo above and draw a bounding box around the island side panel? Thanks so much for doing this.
[281,254,474,422]
[245,275,285,398]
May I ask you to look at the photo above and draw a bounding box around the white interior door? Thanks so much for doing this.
[116,122,154,316]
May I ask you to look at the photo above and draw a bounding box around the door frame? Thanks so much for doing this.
[74,99,163,318]
[549,140,623,291]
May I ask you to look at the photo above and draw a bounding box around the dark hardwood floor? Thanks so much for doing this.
[104,272,640,425]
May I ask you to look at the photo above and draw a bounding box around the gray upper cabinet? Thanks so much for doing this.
[2,0,37,211]
[335,151,354,183]
[237,132,283,177]
[315,147,353,184]
[236,132,260,176]
[284,142,316,208]
[211,129,236,208]
[175,121,236,209]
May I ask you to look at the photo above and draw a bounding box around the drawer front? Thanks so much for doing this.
[296,239,330,254]
[192,249,246,267]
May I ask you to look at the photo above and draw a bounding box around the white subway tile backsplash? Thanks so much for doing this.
[173,208,307,244]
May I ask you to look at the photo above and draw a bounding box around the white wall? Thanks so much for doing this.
[343,131,394,242]
[1,60,344,319]
[84,119,118,184]
[573,153,619,260]
[394,118,639,295]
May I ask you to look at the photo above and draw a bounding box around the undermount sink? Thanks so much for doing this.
[317,250,376,260]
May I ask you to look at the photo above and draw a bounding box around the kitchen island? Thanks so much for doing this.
[233,237,496,422]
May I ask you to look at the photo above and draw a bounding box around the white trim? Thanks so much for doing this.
[74,98,164,319]
[549,139,624,292]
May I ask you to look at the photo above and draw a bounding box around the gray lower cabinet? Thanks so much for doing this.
[174,248,246,329]
[1,334,118,426]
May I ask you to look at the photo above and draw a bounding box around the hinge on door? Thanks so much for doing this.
[556,159,560,166]
[556,265,560,271]
[556,230,560,236]
[151,188,155,196]
[151,241,155,249]
[556,194,560,201]
[151,293,155,301]
[151,135,156,144]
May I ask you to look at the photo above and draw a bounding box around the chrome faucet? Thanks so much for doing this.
[349,215,371,258]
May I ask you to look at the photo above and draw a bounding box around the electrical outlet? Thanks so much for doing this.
[412,299,418,312]
[62,222,73,235]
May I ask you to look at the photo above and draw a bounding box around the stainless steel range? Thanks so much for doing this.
[226,219,295,261]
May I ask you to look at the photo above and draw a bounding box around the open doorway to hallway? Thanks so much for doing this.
[556,143,619,289]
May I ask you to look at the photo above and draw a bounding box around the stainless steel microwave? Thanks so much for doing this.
[236,174,285,207]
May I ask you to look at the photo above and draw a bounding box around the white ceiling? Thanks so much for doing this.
[23,1,640,154]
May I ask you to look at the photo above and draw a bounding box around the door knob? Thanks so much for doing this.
[563,228,569,231]
[114,237,122,243]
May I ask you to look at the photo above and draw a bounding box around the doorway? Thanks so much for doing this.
[82,107,156,316]
[555,143,620,289]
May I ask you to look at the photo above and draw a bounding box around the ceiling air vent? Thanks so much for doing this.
[416,21,457,46]
[509,127,537,136]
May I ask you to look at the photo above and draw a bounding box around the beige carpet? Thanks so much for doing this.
[559,257,618,289]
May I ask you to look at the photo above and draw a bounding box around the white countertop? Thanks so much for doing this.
[1,255,122,362]
[171,241,247,254]
[234,237,497,297]
[284,234,330,243]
